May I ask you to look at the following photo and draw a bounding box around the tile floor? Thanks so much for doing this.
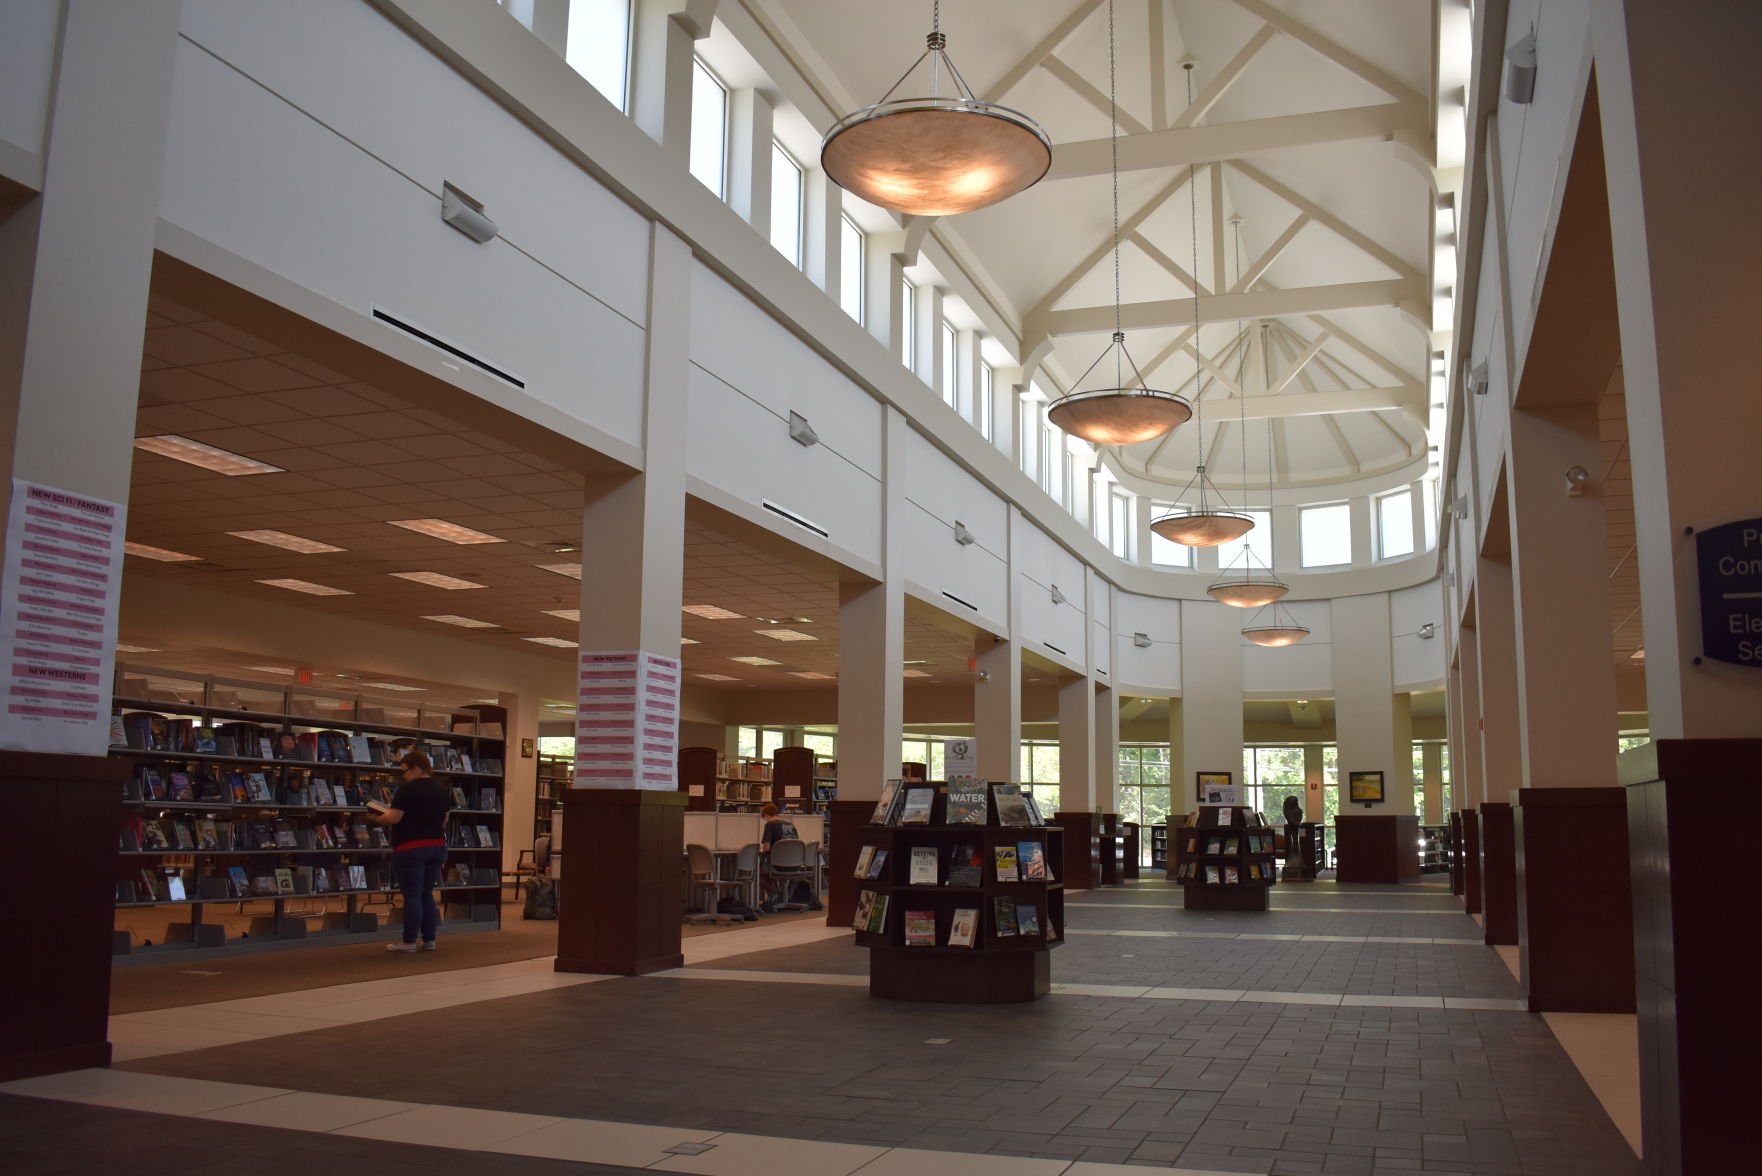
[2,879,1642,1175]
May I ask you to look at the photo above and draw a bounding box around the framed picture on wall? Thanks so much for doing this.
[1348,771,1385,804]
[1196,771,1235,804]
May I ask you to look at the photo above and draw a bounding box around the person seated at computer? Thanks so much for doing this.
[757,803,797,914]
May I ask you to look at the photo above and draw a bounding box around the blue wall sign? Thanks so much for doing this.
[1697,519,1762,666]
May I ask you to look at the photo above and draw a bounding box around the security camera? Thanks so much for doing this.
[1504,32,1537,105]
[1565,465,1590,497]
[441,182,498,244]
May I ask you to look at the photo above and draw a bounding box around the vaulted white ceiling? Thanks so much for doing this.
[754,0,1442,493]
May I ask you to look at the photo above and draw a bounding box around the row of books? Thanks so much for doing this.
[1174,861,1273,883]
[854,842,1054,885]
[125,769,500,812]
[869,777,1044,827]
[853,891,1057,944]
[1178,808,1271,828]
[122,815,499,853]
[121,861,501,904]
[114,715,502,775]
[1182,833,1276,856]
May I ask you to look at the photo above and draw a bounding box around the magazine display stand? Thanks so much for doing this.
[109,668,505,955]
[851,781,1063,1003]
[1170,805,1277,911]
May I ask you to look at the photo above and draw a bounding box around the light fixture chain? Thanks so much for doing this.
[1185,63,1203,484]
[1109,0,1120,338]
[1236,220,1248,500]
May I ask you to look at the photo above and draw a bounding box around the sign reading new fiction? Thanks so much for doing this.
[1697,519,1762,667]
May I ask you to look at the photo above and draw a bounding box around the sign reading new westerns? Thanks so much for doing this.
[1697,519,1762,666]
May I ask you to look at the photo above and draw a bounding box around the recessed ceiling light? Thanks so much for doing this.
[545,541,579,554]
[758,629,817,642]
[134,434,285,476]
[542,609,580,622]
[904,670,932,678]
[388,518,505,545]
[790,671,835,680]
[729,656,781,666]
[680,637,700,645]
[227,529,346,554]
[256,578,354,596]
[114,644,159,654]
[523,636,580,648]
[245,665,297,675]
[124,541,200,562]
[423,615,498,629]
[361,681,426,692]
[697,673,740,682]
[390,571,486,590]
[536,562,582,579]
[683,604,745,620]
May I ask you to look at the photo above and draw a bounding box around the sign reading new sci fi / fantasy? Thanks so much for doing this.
[1697,518,1762,666]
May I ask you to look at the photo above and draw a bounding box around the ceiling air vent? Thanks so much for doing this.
[371,306,525,388]
[761,499,829,539]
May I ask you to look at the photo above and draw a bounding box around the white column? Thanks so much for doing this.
[955,328,981,424]
[498,691,540,871]
[1304,743,1326,821]
[630,0,708,157]
[0,0,180,511]
[837,407,907,803]
[865,234,902,353]
[974,507,1020,782]
[1349,495,1375,565]
[1180,602,1244,796]
[916,283,943,396]
[1507,404,1619,787]
[1456,624,1486,811]
[1057,677,1094,810]
[803,169,841,297]
[1331,594,1398,798]
[992,367,1022,459]
[1389,691,1415,816]
[1475,556,1522,806]
[1093,682,1118,812]
[725,88,773,231]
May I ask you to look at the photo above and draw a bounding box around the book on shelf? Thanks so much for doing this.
[196,773,224,802]
[904,910,936,946]
[1017,903,1041,937]
[1046,911,1059,941]
[948,908,978,947]
[143,769,166,800]
[273,822,297,849]
[1223,866,1240,884]
[898,787,934,825]
[195,819,219,850]
[909,846,938,885]
[348,734,371,763]
[866,848,889,879]
[171,820,194,850]
[350,825,371,848]
[852,889,876,931]
[274,868,295,894]
[294,866,314,893]
[1205,837,1221,855]
[1020,791,1045,826]
[140,820,169,850]
[478,787,499,811]
[866,893,890,935]
[247,773,272,803]
[993,896,1018,936]
[944,776,988,825]
[993,845,1019,882]
[225,865,249,896]
[946,843,983,887]
[139,869,160,900]
[313,866,331,893]
[1185,837,1198,854]
[347,865,367,890]
[475,824,497,849]
[452,787,469,808]
[1018,841,1047,881]
[109,714,127,747]
[478,757,503,776]
[193,727,218,754]
[1204,865,1220,883]
[1247,862,1260,881]
[869,779,903,825]
[993,783,1033,827]
[252,873,276,896]
[167,772,193,801]
[853,846,875,878]
[1223,838,1239,855]
[1217,808,1233,826]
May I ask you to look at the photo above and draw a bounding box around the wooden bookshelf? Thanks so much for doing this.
[771,746,816,812]
[1170,806,1278,911]
[677,746,718,813]
[534,753,570,841]
[107,669,505,955]
[1149,822,1169,872]
[851,783,1063,1003]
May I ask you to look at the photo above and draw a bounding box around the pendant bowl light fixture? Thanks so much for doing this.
[1150,63,1254,549]
[1242,603,1311,647]
[1046,0,1191,447]
[822,1,1051,217]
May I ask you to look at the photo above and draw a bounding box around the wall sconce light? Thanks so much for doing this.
[1049,584,1066,605]
[1565,465,1590,496]
[1132,632,1152,648]
[788,411,819,447]
[953,521,975,546]
[441,182,498,244]
[1419,622,1436,640]
[1451,495,1470,520]
[1504,32,1538,105]
[1469,362,1489,396]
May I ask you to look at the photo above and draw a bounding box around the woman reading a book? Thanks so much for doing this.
[369,750,451,952]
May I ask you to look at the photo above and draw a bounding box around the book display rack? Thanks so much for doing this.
[108,667,506,955]
[1149,822,1169,872]
[851,778,1063,1003]
[1419,823,1450,873]
[1170,805,1278,911]
[535,753,570,842]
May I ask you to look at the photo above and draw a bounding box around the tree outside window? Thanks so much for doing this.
[1020,739,1060,814]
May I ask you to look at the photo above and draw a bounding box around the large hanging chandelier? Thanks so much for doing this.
[821,1,1051,217]
[1150,63,1253,548]
[1046,0,1191,447]
[1243,603,1311,646]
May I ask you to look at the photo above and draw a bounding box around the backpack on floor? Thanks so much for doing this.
[523,876,558,920]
